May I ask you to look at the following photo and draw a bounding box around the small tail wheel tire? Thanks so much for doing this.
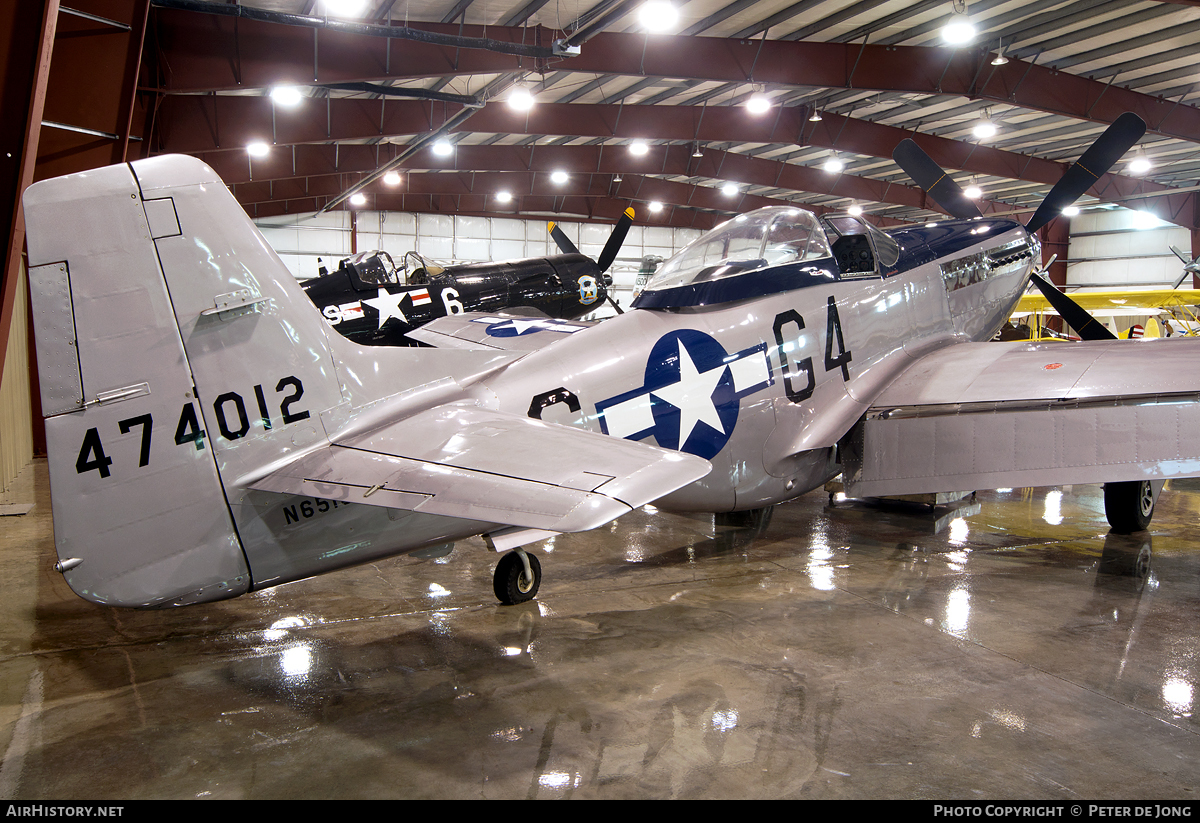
[493,550,541,605]
[1104,480,1156,534]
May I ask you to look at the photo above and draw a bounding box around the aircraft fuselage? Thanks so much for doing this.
[462,217,1036,513]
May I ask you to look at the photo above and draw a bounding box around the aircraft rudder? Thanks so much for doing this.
[23,159,250,607]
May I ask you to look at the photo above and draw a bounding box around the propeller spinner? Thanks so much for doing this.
[549,207,635,314]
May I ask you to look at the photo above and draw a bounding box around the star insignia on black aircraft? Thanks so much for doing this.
[362,288,410,328]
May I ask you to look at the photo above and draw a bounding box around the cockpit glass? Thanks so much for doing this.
[643,207,832,293]
[345,251,398,285]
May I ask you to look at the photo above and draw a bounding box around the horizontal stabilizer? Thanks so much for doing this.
[250,405,710,533]
[842,339,1200,497]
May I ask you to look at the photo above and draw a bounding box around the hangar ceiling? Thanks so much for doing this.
[27,0,1200,233]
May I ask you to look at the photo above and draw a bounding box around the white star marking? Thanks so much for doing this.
[504,319,549,335]
[362,288,409,329]
[651,341,728,445]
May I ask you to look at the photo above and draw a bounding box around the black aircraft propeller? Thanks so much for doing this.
[549,206,635,314]
[894,112,1148,341]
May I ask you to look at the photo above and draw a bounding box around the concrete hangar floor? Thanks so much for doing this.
[1,458,1198,800]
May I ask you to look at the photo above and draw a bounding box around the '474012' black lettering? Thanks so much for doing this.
[75,376,310,478]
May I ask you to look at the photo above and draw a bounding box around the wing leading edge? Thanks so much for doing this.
[249,404,711,536]
[841,339,1200,497]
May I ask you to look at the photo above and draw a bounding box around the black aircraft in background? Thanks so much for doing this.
[303,208,634,346]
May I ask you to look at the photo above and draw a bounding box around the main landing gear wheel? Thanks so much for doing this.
[1104,480,1156,534]
[493,549,541,605]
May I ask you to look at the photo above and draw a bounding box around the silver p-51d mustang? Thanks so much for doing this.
[23,112,1200,608]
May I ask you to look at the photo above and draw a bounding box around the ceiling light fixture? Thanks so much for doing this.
[648,201,664,213]
[495,191,513,203]
[638,0,678,32]
[508,85,535,111]
[721,182,738,196]
[692,142,704,158]
[321,0,369,18]
[964,178,982,199]
[349,192,367,206]
[432,140,454,157]
[247,142,270,158]
[1128,148,1152,174]
[1061,205,1080,217]
[550,170,568,184]
[991,38,1009,66]
[942,1,976,46]
[629,140,650,156]
[972,109,998,140]
[383,171,401,186]
[746,88,771,115]
[823,153,844,174]
[809,109,823,122]
[614,174,623,183]
[847,204,863,217]
[270,86,303,107]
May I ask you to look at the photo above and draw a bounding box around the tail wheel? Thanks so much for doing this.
[493,550,541,605]
[1104,480,1155,534]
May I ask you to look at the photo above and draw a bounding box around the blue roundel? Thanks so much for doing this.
[643,330,741,460]
[595,329,773,462]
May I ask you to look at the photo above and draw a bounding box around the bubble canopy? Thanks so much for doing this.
[631,207,839,309]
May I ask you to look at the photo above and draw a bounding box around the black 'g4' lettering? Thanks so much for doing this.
[824,297,853,381]
[772,310,815,404]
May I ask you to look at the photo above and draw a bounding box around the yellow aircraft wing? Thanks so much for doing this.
[1014,288,1199,313]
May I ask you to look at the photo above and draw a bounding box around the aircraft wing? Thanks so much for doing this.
[407,313,599,351]
[1014,288,1199,313]
[249,404,710,534]
[840,339,1200,497]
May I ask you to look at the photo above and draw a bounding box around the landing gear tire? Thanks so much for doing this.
[1104,480,1155,534]
[493,550,541,605]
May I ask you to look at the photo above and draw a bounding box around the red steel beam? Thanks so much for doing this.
[1,0,58,399]
[37,1,152,180]
[145,12,1200,144]
[199,143,987,216]
[234,170,796,212]
[234,171,913,229]
[242,191,729,230]
[155,97,1193,226]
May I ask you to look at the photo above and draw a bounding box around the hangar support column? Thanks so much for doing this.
[1039,217,1071,335]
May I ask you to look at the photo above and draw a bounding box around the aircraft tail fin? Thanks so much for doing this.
[22,155,512,607]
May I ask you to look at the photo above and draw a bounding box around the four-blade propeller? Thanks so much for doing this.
[549,206,635,314]
[894,112,1150,341]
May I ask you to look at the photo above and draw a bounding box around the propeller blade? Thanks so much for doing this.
[892,139,983,220]
[1025,112,1146,234]
[548,221,581,256]
[596,207,636,272]
[1028,272,1116,341]
[1169,245,1196,289]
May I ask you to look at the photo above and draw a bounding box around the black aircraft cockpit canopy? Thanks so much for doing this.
[820,214,900,277]
[342,251,399,289]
